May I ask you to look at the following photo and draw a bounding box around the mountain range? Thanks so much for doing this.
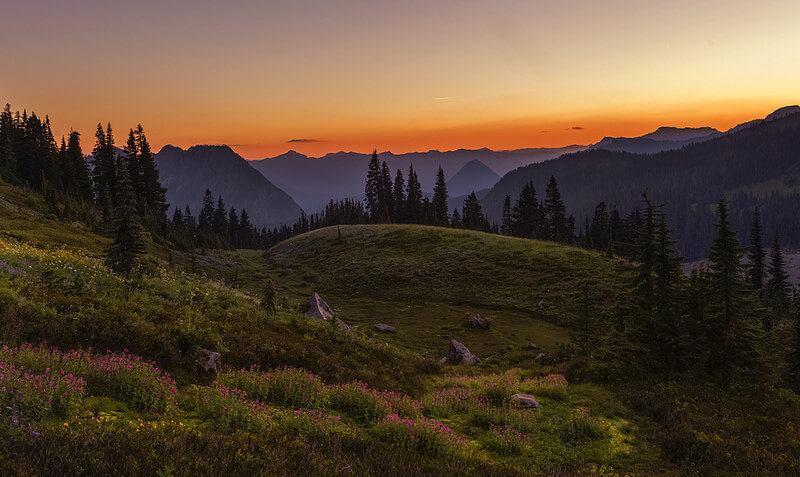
[481,105,800,260]
[155,145,302,228]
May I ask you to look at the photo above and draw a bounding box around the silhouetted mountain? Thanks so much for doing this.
[446,160,501,198]
[250,146,584,213]
[483,108,800,260]
[589,127,722,154]
[155,145,302,227]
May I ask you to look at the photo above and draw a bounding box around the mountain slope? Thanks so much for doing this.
[589,126,722,154]
[483,109,800,260]
[250,146,584,213]
[446,160,501,197]
[156,145,302,227]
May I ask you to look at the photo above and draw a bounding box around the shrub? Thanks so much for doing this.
[484,424,531,456]
[423,387,476,417]
[563,408,605,441]
[216,367,330,410]
[372,414,470,458]
[0,361,85,420]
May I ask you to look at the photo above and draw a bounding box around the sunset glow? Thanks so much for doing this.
[3,0,799,158]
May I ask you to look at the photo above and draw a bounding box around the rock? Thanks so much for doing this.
[528,343,538,350]
[306,292,334,320]
[198,349,222,373]
[464,314,494,330]
[446,339,481,365]
[71,221,82,228]
[535,352,545,361]
[336,318,351,334]
[439,357,447,364]
[511,393,541,408]
[373,323,396,333]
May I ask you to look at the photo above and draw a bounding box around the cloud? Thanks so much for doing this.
[286,138,325,143]
[568,126,584,130]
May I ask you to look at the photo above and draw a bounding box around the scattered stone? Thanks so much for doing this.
[511,393,541,408]
[244,291,250,296]
[535,352,545,361]
[198,349,222,373]
[446,339,481,365]
[464,314,494,330]
[528,343,538,350]
[306,292,334,320]
[439,357,447,364]
[336,318,351,334]
[373,323,397,333]
[70,221,83,228]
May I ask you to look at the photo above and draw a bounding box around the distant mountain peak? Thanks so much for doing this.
[446,159,501,197]
[642,126,721,142]
[765,105,800,121]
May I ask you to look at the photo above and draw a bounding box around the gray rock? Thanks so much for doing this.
[306,292,334,320]
[439,357,447,364]
[535,352,545,361]
[373,323,397,333]
[464,314,494,330]
[511,393,541,408]
[528,343,538,350]
[199,349,222,373]
[336,318,351,334]
[446,339,481,365]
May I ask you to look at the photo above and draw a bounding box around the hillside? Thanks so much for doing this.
[155,145,302,227]
[249,146,584,213]
[483,109,800,259]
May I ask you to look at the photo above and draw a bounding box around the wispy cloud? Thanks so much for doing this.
[287,138,325,143]
[434,96,456,101]
[568,126,584,130]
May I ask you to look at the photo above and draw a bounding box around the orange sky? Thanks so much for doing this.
[3,1,799,158]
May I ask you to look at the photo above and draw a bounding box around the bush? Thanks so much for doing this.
[0,362,85,420]
[372,414,471,458]
[484,424,531,456]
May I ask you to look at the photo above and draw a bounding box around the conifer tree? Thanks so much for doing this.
[501,195,512,235]
[184,205,197,232]
[106,162,147,277]
[91,123,117,210]
[123,129,142,199]
[432,166,449,226]
[379,161,393,222]
[228,207,239,244]
[262,278,277,320]
[213,196,228,237]
[544,176,569,243]
[510,181,540,238]
[198,189,215,232]
[66,131,92,202]
[364,150,381,222]
[765,232,790,329]
[392,169,406,222]
[450,208,461,228]
[462,192,486,231]
[590,202,611,252]
[747,207,766,295]
[405,164,422,223]
[135,125,168,220]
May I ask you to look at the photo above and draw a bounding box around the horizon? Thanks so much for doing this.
[4,0,800,158]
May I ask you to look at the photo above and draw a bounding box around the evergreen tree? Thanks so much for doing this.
[765,232,790,329]
[198,189,215,232]
[747,207,766,295]
[123,129,142,201]
[364,150,381,222]
[106,162,147,277]
[213,196,228,237]
[590,202,611,252]
[66,131,92,202]
[544,176,569,243]
[184,205,197,232]
[228,207,239,244]
[432,166,449,226]
[501,195,512,236]
[379,161,393,223]
[262,278,277,320]
[405,164,422,223]
[392,169,406,222]
[450,208,462,228]
[91,123,117,210]
[462,192,486,231]
[135,125,168,219]
[510,181,540,238]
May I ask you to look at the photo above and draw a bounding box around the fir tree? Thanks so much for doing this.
[198,189,215,231]
[450,208,462,228]
[91,123,117,211]
[765,232,790,329]
[432,166,449,226]
[544,176,569,243]
[66,131,92,202]
[747,207,766,295]
[213,196,228,237]
[392,169,406,222]
[379,161,393,223]
[135,125,168,220]
[462,192,486,231]
[501,195,512,236]
[364,150,381,222]
[510,181,540,238]
[405,164,422,223]
[106,162,147,277]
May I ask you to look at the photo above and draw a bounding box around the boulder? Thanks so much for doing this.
[446,339,481,365]
[373,323,397,333]
[535,352,545,361]
[336,318,351,334]
[528,343,538,350]
[510,393,541,408]
[464,314,494,330]
[198,349,222,373]
[306,292,334,320]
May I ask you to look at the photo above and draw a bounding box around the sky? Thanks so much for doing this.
[2,0,799,158]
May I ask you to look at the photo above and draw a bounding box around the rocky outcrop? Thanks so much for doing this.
[446,339,480,365]
[198,349,222,373]
[511,393,541,408]
[336,318,351,334]
[373,323,397,333]
[306,292,334,320]
[535,352,545,362]
[464,314,494,330]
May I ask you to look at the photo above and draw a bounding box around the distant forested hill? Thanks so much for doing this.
[483,111,800,260]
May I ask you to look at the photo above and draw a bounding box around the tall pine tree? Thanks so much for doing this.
[432,166,449,226]
[106,161,147,277]
[747,207,766,295]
